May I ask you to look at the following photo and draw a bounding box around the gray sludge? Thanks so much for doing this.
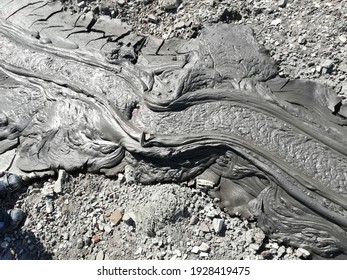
[1,1,347,258]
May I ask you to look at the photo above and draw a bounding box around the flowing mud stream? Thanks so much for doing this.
[1,1,347,258]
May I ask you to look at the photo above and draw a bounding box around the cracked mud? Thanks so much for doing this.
[1,1,347,258]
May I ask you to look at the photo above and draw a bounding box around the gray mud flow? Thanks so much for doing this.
[1,1,347,258]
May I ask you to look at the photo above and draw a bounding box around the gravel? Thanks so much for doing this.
[1,0,346,260]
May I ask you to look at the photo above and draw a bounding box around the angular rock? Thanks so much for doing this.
[191,246,199,254]
[96,250,104,260]
[199,242,210,252]
[212,218,224,234]
[54,169,66,194]
[199,222,211,233]
[122,212,136,227]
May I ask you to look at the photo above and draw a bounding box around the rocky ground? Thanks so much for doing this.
[1,0,346,260]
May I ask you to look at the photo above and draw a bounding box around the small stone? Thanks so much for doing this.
[104,224,112,234]
[196,178,215,190]
[321,59,334,70]
[338,35,347,43]
[174,21,185,30]
[45,200,54,213]
[54,169,66,194]
[204,233,213,241]
[298,36,306,45]
[296,248,311,258]
[62,232,69,240]
[212,218,224,234]
[205,210,218,218]
[249,244,260,251]
[199,222,211,233]
[117,0,126,6]
[277,246,286,257]
[39,37,52,44]
[109,209,123,225]
[191,246,199,254]
[208,0,215,6]
[271,18,282,26]
[77,1,86,8]
[96,250,104,260]
[92,235,101,244]
[159,0,179,10]
[200,252,209,258]
[135,247,143,255]
[41,184,54,197]
[76,238,84,249]
[278,0,287,8]
[122,212,136,225]
[174,249,182,257]
[316,65,322,74]
[199,242,210,252]
[189,215,199,225]
[148,14,158,24]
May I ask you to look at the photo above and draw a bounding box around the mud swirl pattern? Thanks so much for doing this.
[1,0,347,258]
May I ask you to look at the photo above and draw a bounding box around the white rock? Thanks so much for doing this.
[212,218,224,234]
[46,200,54,213]
[199,242,210,252]
[200,252,209,257]
[54,169,66,194]
[96,250,104,260]
[191,246,200,254]
[338,35,347,43]
[174,249,182,257]
[297,248,310,258]
[271,18,282,26]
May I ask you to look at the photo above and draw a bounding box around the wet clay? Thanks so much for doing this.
[1,1,347,257]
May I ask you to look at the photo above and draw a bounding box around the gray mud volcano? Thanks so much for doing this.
[1,0,347,258]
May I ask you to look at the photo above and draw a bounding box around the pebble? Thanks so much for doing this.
[212,218,224,234]
[159,0,178,10]
[41,184,54,197]
[298,36,306,45]
[54,170,66,194]
[296,248,311,258]
[199,242,210,253]
[199,222,211,233]
[321,59,334,70]
[96,250,104,260]
[338,35,347,43]
[45,200,54,213]
[249,244,260,251]
[271,18,282,26]
[200,252,209,258]
[104,224,112,234]
[109,209,123,225]
[189,215,199,225]
[191,246,200,254]
[278,0,287,8]
[122,212,136,225]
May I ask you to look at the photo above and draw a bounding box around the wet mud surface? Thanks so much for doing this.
[1,1,347,258]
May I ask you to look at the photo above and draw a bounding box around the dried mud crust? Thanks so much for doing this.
[0,0,347,260]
